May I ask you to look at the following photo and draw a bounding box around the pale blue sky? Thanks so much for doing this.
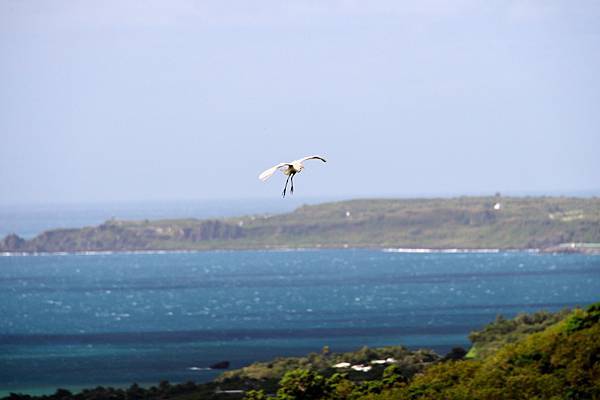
[1,1,599,205]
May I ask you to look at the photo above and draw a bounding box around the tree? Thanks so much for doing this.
[244,389,268,400]
[277,369,327,400]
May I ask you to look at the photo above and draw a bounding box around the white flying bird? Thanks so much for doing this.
[258,155,326,197]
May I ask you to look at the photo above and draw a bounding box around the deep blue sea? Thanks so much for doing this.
[1,250,599,396]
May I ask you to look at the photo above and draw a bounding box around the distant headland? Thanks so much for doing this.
[1,196,599,254]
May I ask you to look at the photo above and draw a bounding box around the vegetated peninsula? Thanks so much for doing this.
[1,196,600,253]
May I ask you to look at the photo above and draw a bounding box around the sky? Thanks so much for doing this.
[1,0,599,205]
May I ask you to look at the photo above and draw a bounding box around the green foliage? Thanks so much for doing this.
[324,373,355,400]
[403,361,480,399]
[564,301,600,333]
[217,345,432,385]
[2,380,228,400]
[269,365,408,400]
[261,305,599,400]
[277,370,327,400]
[375,304,600,400]
[244,389,268,400]
[467,308,571,359]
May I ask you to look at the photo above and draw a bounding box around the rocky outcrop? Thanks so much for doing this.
[182,221,244,241]
[0,220,246,253]
[209,361,231,369]
[0,233,26,252]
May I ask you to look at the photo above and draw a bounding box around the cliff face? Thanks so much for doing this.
[0,234,26,251]
[2,196,600,253]
[0,220,244,252]
[180,220,244,241]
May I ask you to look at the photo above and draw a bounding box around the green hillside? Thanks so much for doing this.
[370,302,600,400]
[2,197,600,252]
[220,303,600,400]
[211,303,600,400]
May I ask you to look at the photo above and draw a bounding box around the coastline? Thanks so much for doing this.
[0,247,544,257]
[5,246,600,257]
[0,382,159,399]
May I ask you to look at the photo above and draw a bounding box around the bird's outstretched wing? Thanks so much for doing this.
[296,155,327,163]
[258,163,291,181]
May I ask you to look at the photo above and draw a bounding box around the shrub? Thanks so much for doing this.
[277,369,327,400]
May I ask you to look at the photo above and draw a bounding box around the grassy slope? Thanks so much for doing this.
[244,197,600,249]
[2,196,600,252]
[465,308,572,359]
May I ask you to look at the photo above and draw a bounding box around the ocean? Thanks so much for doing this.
[1,250,598,396]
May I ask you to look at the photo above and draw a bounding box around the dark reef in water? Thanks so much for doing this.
[209,361,230,370]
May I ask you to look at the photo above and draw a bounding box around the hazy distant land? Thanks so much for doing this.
[1,197,599,253]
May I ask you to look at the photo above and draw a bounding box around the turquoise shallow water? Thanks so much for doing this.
[1,250,598,395]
